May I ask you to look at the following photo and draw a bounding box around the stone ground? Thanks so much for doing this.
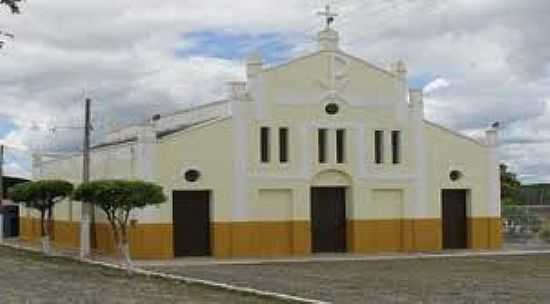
[0,246,284,304]
[149,254,550,304]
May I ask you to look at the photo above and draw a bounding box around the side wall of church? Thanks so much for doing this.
[425,123,502,250]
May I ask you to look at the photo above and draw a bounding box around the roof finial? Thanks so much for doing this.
[318,4,338,29]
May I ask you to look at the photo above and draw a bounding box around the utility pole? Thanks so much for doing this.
[0,145,4,243]
[80,98,91,258]
[0,145,4,205]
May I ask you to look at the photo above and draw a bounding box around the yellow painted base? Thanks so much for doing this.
[347,219,442,253]
[19,218,173,259]
[93,223,174,259]
[468,217,503,250]
[19,217,42,242]
[18,216,502,259]
[213,221,310,257]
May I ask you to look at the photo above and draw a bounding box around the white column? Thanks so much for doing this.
[392,60,409,125]
[230,82,249,221]
[410,89,428,218]
[328,128,337,164]
[486,128,500,217]
[300,124,313,178]
[136,125,157,182]
[355,125,367,178]
[246,52,267,121]
[384,129,392,165]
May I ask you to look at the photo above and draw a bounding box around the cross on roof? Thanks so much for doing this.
[318,4,338,29]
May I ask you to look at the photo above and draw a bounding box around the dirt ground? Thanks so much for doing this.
[149,254,550,304]
[0,246,283,304]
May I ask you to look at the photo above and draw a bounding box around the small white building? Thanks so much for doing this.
[22,22,501,259]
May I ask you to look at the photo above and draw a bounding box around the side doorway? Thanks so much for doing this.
[172,191,211,257]
[441,189,468,249]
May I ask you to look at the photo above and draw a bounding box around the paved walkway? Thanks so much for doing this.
[0,245,284,304]
[148,253,550,304]
[4,237,550,303]
[5,237,550,267]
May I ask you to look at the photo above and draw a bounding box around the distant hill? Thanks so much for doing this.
[519,184,550,205]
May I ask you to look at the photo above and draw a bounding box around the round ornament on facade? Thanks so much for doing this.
[325,103,340,115]
[449,170,463,181]
[184,169,201,182]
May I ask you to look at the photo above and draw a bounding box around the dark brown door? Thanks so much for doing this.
[311,187,346,253]
[442,189,467,249]
[173,191,211,257]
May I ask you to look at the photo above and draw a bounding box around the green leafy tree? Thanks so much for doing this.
[73,180,166,272]
[9,180,74,254]
[501,163,521,203]
[1,0,21,49]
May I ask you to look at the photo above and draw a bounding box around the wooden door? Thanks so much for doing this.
[442,189,467,249]
[173,191,211,257]
[311,187,346,253]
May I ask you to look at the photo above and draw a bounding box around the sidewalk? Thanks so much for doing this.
[4,237,550,267]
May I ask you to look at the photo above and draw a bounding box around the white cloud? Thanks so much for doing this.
[423,77,451,94]
[1,0,550,182]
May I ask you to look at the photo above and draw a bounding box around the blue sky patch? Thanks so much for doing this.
[177,31,295,64]
[0,116,16,139]
[408,73,438,90]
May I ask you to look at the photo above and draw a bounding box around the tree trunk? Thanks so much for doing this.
[40,209,51,255]
[119,224,133,275]
[109,219,133,274]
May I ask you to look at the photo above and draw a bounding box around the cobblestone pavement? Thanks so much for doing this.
[0,246,283,304]
[149,254,550,304]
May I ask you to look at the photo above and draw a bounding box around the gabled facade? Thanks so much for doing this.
[20,26,501,259]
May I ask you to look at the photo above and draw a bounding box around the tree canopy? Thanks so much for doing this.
[73,180,166,217]
[1,0,21,48]
[500,163,522,203]
[73,180,166,271]
[9,180,74,211]
[1,0,21,14]
[8,180,73,254]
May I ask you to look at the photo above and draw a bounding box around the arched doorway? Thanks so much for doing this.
[310,170,351,253]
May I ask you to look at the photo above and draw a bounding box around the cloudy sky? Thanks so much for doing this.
[1,0,549,183]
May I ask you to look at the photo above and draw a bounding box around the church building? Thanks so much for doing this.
[20,15,502,259]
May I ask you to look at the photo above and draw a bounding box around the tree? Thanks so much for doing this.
[73,180,166,272]
[500,163,521,203]
[1,0,21,49]
[1,0,21,14]
[9,180,74,254]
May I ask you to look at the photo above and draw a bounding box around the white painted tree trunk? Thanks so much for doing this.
[41,236,51,255]
[41,215,52,256]
[119,241,133,275]
[0,214,4,244]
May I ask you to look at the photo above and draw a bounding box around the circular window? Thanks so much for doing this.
[184,169,201,182]
[449,170,462,181]
[325,103,339,115]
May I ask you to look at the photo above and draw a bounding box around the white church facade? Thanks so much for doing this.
[21,24,502,259]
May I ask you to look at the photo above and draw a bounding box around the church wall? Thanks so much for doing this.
[20,37,502,258]
[425,122,502,249]
[156,118,235,223]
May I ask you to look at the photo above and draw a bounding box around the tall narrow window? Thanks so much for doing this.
[279,127,289,163]
[392,130,401,164]
[336,129,346,163]
[318,129,327,163]
[375,130,384,164]
[260,127,270,163]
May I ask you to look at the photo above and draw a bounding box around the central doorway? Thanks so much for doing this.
[310,187,346,253]
[172,191,211,257]
[441,189,468,249]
